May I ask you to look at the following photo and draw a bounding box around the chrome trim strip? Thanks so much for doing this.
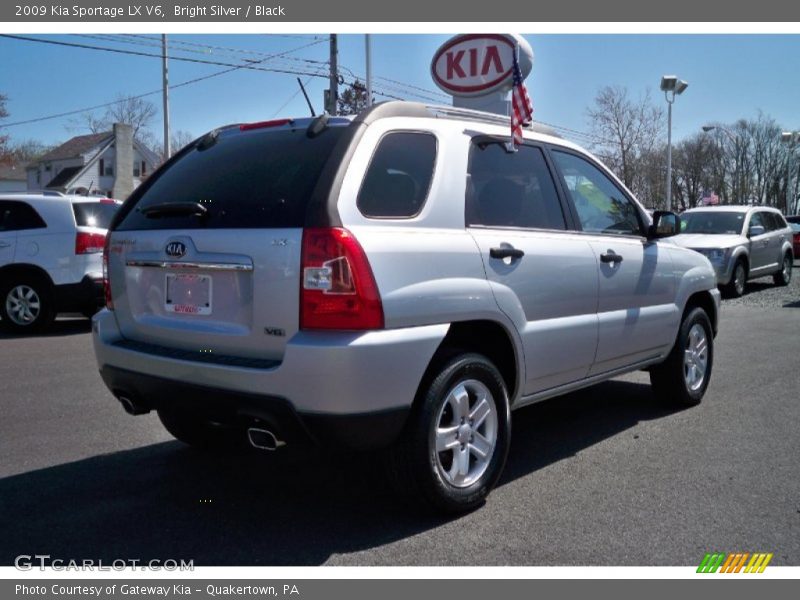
[126,260,253,272]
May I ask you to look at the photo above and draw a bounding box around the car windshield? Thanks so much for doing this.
[681,211,745,235]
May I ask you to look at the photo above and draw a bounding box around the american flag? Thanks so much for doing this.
[510,49,534,148]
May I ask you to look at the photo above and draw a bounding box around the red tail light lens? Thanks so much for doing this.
[300,227,384,330]
[75,231,106,254]
[103,235,113,310]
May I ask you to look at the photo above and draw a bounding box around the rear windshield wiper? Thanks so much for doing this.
[139,202,208,219]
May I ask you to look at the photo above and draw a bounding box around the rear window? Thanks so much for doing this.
[116,126,344,231]
[72,202,119,229]
[357,132,437,218]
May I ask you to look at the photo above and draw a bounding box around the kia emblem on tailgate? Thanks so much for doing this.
[165,242,187,258]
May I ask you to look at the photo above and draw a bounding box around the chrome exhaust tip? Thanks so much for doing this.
[117,395,149,415]
[247,427,284,451]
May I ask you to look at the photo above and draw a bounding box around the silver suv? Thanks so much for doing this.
[672,206,794,298]
[92,103,721,512]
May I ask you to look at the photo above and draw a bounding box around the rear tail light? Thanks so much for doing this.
[103,235,113,310]
[75,231,106,254]
[300,227,384,330]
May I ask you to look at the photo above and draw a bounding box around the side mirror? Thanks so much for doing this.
[748,224,765,237]
[648,211,680,239]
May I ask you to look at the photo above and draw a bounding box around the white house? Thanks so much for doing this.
[0,162,27,192]
[26,123,160,200]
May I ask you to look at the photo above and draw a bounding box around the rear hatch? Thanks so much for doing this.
[72,198,121,274]
[107,119,347,362]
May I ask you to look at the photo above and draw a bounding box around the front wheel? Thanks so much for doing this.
[722,259,747,298]
[650,307,714,407]
[773,253,793,286]
[388,353,511,513]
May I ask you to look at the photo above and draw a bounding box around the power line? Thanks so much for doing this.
[1,33,612,147]
[0,34,329,79]
[0,37,329,128]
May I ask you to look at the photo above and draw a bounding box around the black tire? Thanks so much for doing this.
[722,259,747,298]
[388,353,511,513]
[650,307,714,407]
[772,253,793,286]
[157,408,242,450]
[0,275,56,333]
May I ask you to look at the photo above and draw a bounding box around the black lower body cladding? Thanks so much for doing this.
[99,366,409,450]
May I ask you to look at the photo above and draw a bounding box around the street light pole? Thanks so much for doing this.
[660,75,688,212]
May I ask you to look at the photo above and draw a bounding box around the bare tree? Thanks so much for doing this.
[586,85,664,194]
[70,94,158,142]
[170,130,195,154]
[673,134,714,210]
[0,93,10,165]
[337,80,369,116]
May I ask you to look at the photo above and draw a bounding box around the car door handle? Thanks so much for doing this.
[490,247,524,260]
[600,251,623,264]
[0,241,11,248]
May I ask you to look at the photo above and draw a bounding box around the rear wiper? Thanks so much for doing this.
[139,202,208,219]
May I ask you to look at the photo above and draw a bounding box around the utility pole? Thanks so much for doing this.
[162,34,171,161]
[327,34,338,116]
[365,34,372,108]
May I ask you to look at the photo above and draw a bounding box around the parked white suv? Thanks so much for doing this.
[92,103,721,512]
[0,193,120,332]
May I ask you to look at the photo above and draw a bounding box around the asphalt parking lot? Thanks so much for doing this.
[1,267,798,566]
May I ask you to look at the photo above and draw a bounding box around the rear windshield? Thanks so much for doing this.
[72,202,119,229]
[116,126,344,230]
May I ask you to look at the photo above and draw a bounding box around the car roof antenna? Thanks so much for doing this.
[297,77,316,117]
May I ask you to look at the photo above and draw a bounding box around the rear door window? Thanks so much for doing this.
[72,202,119,229]
[357,132,437,218]
[466,141,566,230]
[117,126,344,230]
[0,201,47,231]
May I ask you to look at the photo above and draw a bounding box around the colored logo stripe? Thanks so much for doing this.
[697,552,773,573]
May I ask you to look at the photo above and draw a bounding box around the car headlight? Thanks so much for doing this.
[694,248,727,263]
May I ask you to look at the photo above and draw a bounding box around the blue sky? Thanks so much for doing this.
[1,34,799,149]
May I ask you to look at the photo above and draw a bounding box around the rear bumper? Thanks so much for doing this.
[92,310,448,449]
[54,274,103,312]
[99,365,409,449]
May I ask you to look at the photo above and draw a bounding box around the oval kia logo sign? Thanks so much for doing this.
[165,241,187,258]
[430,34,533,97]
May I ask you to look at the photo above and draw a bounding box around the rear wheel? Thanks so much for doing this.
[773,253,793,286]
[157,408,242,450]
[650,307,714,407]
[0,276,55,333]
[388,353,511,513]
[722,259,747,298]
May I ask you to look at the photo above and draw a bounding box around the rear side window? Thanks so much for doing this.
[72,202,119,229]
[763,212,786,231]
[0,201,47,231]
[117,126,344,230]
[357,132,437,218]
[466,141,566,230]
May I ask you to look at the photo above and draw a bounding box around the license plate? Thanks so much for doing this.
[165,273,212,315]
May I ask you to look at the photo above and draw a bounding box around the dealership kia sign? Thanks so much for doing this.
[431,34,534,98]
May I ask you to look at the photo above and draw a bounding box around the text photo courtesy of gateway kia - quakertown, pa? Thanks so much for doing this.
[0,32,799,568]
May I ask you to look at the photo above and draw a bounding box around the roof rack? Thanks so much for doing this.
[425,104,560,137]
[10,190,65,197]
